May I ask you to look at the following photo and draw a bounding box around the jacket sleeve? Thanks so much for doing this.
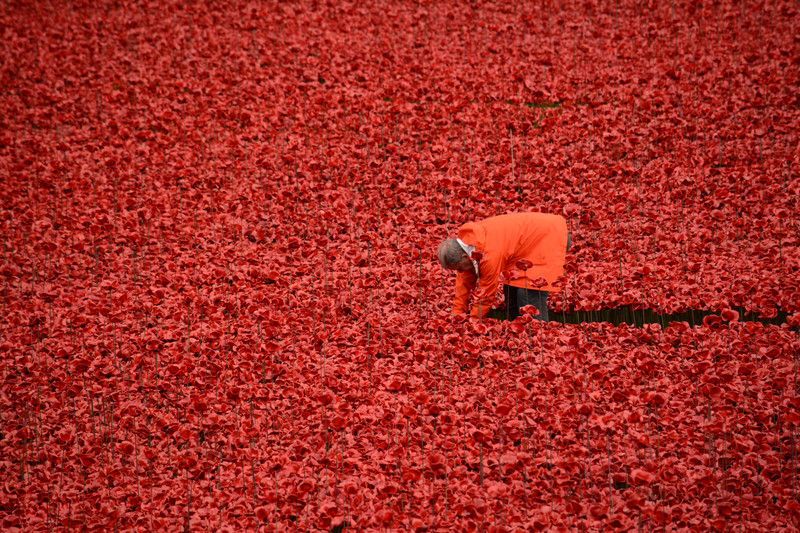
[452,270,477,314]
[470,257,501,319]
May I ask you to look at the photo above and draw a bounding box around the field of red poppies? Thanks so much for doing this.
[2,0,799,531]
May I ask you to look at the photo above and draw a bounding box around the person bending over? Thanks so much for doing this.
[437,212,570,321]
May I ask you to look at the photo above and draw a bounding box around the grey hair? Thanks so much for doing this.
[437,239,465,268]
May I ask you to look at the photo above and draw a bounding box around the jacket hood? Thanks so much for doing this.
[457,222,486,252]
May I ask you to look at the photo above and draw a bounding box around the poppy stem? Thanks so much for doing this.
[607,431,613,513]
[249,400,257,508]
[791,428,797,501]
[479,442,484,489]
[134,418,141,499]
[185,476,192,533]
[148,459,154,531]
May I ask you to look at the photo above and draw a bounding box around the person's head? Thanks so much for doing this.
[437,239,473,272]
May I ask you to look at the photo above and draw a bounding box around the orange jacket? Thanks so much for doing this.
[452,212,568,318]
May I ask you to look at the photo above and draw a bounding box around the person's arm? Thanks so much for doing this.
[452,270,477,314]
[470,257,501,319]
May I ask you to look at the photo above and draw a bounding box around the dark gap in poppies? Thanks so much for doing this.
[488,306,791,328]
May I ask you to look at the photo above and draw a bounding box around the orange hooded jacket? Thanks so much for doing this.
[452,212,569,318]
